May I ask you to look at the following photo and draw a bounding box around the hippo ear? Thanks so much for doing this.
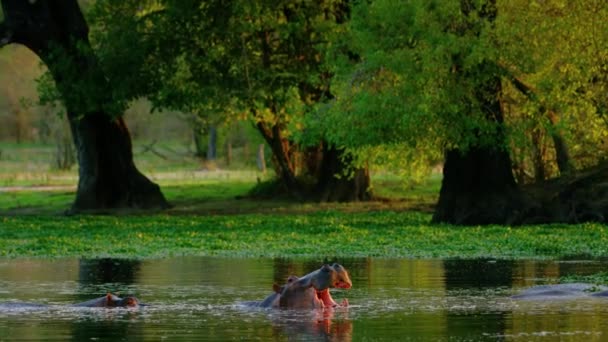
[322,264,332,272]
[106,293,113,302]
[273,283,282,293]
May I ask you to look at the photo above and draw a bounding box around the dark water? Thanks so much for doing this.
[1,257,608,341]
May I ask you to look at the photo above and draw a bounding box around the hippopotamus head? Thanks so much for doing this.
[72,293,141,308]
[309,263,352,290]
[112,294,140,308]
[101,293,141,307]
[278,263,352,309]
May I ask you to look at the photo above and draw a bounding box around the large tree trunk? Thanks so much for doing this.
[546,111,573,176]
[316,145,371,202]
[255,121,371,201]
[192,120,207,159]
[433,69,521,224]
[433,146,521,225]
[256,121,302,198]
[530,129,546,182]
[207,125,217,160]
[433,0,522,225]
[1,0,169,213]
[69,112,168,211]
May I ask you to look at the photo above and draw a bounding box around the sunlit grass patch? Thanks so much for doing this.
[1,213,608,260]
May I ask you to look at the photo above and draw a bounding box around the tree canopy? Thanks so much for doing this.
[89,1,344,124]
[88,0,375,201]
[5,0,608,221]
[320,0,608,177]
[22,0,608,180]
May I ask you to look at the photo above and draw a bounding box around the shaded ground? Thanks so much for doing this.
[517,161,608,224]
[0,177,438,216]
[0,185,75,192]
[5,162,608,225]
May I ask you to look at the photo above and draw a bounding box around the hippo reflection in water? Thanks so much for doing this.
[0,293,141,309]
[245,263,352,309]
[512,283,608,300]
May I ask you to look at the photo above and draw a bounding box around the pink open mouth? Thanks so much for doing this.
[315,289,335,307]
[335,281,352,289]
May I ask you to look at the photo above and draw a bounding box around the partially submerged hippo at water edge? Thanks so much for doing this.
[512,283,608,300]
[0,293,142,310]
[245,263,352,309]
[72,293,141,307]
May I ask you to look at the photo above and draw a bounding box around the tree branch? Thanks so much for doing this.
[136,8,166,24]
[0,21,14,47]
[506,74,538,102]
[498,63,574,175]
[494,62,539,103]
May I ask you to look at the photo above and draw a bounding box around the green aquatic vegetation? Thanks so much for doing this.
[1,213,608,259]
[583,285,604,293]
[561,272,608,286]
[1,177,607,260]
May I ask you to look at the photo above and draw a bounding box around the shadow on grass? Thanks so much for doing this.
[0,181,437,218]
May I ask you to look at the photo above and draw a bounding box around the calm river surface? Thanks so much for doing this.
[1,257,608,341]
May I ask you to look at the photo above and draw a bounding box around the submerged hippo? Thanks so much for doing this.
[72,293,141,307]
[512,283,608,300]
[0,293,141,309]
[245,263,352,309]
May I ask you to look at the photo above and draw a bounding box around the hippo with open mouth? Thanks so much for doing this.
[245,263,352,309]
[279,263,351,309]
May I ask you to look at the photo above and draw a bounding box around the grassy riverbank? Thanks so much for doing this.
[1,148,607,260]
[2,210,608,259]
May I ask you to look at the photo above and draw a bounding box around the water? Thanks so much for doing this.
[1,257,608,341]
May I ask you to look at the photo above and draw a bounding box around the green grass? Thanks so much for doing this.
[2,211,608,259]
[0,168,439,215]
[0,141,261,186]
[2,143,608,261]
[2,167,607,261]
[0,190,75,214]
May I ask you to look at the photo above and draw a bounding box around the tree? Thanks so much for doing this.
[431,0,523,224]
[494,0,608,173]
[320,0,523,223]
[89,0,371,201]
[321,0,608,224]
[0,0,169,213]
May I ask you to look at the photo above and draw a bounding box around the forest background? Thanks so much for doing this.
[1,0,608,230]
